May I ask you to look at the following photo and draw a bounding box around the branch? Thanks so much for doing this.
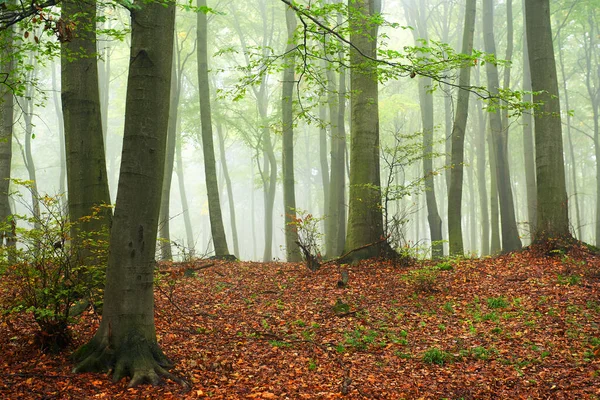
[0,1,61,30]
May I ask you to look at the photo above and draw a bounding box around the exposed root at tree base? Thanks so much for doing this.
[72,331,189,388]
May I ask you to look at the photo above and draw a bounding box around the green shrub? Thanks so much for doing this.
[0,187,109,352]
[422,347,452,365]
[405,266,439,292]
[486,297,509,309]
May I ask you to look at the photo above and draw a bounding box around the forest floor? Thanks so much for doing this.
[1,244,600,399]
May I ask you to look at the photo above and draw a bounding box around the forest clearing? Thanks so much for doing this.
[1,245,599,399]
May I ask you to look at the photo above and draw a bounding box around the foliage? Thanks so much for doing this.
[0,183,109,352]
[422,347,452,365]
[289,210,323,271]
[404,265,440,293]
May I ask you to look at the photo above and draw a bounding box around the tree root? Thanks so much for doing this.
[72,330,189,388]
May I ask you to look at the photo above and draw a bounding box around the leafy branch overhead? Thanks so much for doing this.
[225,0,537,117]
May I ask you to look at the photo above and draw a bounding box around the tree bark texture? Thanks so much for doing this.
[61,0,112,240]
[482,0,522,252]
[447,0,476,256]
[525,0,570,241]
[197,0,230,257]
[72,1,176,386]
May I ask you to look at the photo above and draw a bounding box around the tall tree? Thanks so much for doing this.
[197,0,231,258]
[403,0,443,258]
[61,0,111,241]
[345,0,389,258]
[281,6,301,262]
[521,0,537,241]
[72,0,177,385]
[0,25,14,244]
[447,0,476,256]
[482,0,521,252]
[525,0,570,240]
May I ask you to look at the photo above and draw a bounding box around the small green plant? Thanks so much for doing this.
[0,184,109,352]
[289,210,324,271]
[308,359,317,371]
[269,340,291,348]
[435,261,453,271]
[471,346,493,360]
[487,297,509,309]
[344,328,378,351]
[405,265,439,293]
[422,347,452,365]
[557,274,581,286]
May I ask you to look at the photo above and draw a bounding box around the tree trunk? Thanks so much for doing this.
[525,0,570,241]
[282,6,301,262]
[482,0,522,252]
[345,0,389,259]
[175,136,195,256]
[51,63,67,202]
[72,1,176,386]
[197,0,230,258]
[403,0,444,259]
[555,23,580,240]
[474,69,489,255]
[521,0,537,242]
[61,0,112,242]
[215,121,240,258]
[447,0,476,256]
[158,58,178,261]
[0,26,14,244]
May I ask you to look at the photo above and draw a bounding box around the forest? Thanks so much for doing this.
[0,0,599,398]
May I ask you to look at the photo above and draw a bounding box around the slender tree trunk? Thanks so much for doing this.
[72,1,176,385]
[488,125,501,253]
[318,93,329,239]
[175,136,195,256]
[0,26,14,245]
[404,0,443,259]
[158,58,178,261]
[522,0,537,241]
[197,0,230,257]
[447,0,476,256]
[525,0,570,241]
[215,122,240,258]
[482,0,522,252]
[61,0,112,243]
[474,72,489,255]
[282,6,301,262]
[51,63,67,201]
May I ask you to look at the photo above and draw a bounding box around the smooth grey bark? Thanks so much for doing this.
[175,135,195,256]
[72,1,176,386]
[230,1,277,261]
[474,69,489,255]
[61,0,111,241]
[556,25,580,240]
[197,0,230,257]
[345,0,389,258]
[447,0,476,256]
[0,26,14,245]
[526,0,570,241]
[158,58,178,261]
[51,63,66,201]
[488,124,501,253]
[521,0,537,242]
[282,6,301,262]
[403,0,443,259]
[579,6,600,245]
[215,121,240,258]
[20,66,40,229]
[482,0,521,252]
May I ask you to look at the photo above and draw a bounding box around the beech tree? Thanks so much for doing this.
[344,0,389,258]
[61,0,112,242]
[72,0,177,386]
[525,0,570,241]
